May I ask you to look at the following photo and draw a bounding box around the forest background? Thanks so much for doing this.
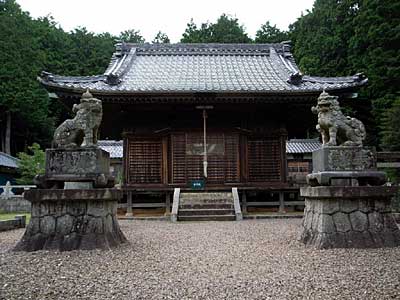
[0,0,399,155]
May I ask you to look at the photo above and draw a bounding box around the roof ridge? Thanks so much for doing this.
[117,42,290,56]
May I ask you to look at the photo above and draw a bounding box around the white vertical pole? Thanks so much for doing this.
[203,109,208,178]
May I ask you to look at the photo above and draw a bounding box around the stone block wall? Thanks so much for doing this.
[14,189,126,252]
[301,196,400,248]
[0,197,31,213]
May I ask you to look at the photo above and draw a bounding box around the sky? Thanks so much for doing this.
[17,0,315,42]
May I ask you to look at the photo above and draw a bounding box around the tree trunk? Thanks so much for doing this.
[5,111,11,154]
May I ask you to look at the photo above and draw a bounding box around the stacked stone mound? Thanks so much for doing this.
[301,146,400,249]
[14,189,126,251]
[301,186,400,248]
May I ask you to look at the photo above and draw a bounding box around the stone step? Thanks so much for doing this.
[178,215,236,222]
[179,208,234,216]
[180,199,233,206]
[179,203,234,210]
[179,192,232,203]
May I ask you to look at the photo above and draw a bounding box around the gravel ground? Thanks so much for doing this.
[0,219,399,300]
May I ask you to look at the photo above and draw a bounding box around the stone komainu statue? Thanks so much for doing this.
[53,90,102,148]
[312,91,366,146]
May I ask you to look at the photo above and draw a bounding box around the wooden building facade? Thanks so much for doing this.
[39,43,367,194]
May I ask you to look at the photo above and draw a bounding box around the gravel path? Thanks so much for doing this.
[0,219,399,300]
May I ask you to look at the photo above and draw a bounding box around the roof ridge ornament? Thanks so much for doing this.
[353,72,367,82]
[40,71,54,82]
[288,72,303,85]
[106,73,121,85]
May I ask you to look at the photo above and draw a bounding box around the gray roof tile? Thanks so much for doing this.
[39,43,367,94]
[0,152,19,168]
[286,139,322,154]
[98,140,123,158]
[98,139,322,158]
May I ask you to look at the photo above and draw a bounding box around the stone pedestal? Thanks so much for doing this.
[14,189,127,252]
[312,146,376,172]
[300,186,400,249]
[307,146,387,186]
[35,148,114,188]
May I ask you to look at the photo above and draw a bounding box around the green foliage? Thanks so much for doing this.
[181,14,251,43]
[289,0,354,76]
[0,0,116,153]
[0,0,54,150]
[16,143,45,184]
[119,29,145,43]
[290,0,400,148]
[255,21,289,43]
[381,97,400,151]
[152,31,170,44]
[0,212,31,222]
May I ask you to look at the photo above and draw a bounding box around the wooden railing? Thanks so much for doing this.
[0,181,36,200]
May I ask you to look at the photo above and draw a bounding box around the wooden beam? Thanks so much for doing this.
[165,193,171,215]
[279,191,285,213]
[241,191,248,214]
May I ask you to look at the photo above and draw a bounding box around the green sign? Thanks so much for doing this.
[190,180,205,190]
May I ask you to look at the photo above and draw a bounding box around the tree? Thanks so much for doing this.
[16,143,45,184]
[181,14,252,43]
[0,0,54,153]
[0,0,119,154]
[255,21,289,43]
[381,97,400,151]
[348,0,400,146]
[289,0,400,148]
[181,19,213,43]
[152,31,170,44]
[119,29,145,43]
[289,0,353,76]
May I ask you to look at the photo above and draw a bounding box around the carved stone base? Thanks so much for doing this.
[312,146,376,172]
[35,148,114,188]
[300,186,400,249]
[14,189,127,252]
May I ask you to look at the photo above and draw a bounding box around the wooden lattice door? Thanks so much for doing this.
[126,137,163,184]
[171,132,239,184]
[247,137,283,182]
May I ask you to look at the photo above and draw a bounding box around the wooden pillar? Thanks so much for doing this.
[125,191,133,217]
[165,193,171,216]
[279,191,285,213]
[242,191,248,214]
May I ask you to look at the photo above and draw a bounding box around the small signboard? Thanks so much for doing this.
[190,179,205,190]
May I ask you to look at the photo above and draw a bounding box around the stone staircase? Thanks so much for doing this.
[178,192,236,221]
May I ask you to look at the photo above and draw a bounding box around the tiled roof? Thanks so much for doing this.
[286,139,322,154]
[98,139,322,158]
[0,152,19,168]
[98,140,123,158]
[38,43,367,94]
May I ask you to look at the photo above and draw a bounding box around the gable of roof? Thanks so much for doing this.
[0,152,19,169]
[39,43,367,95]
